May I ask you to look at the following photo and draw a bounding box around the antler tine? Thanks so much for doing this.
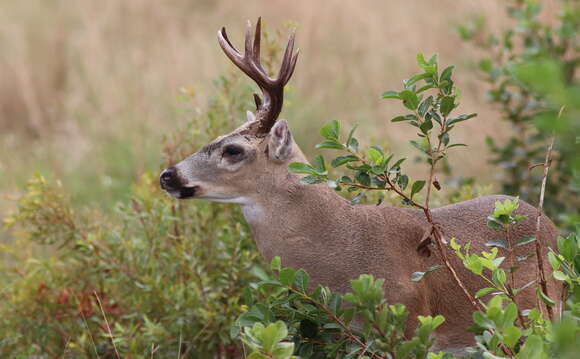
[244,20,254,59]
[218,27,243,66]
[252,17,262,66]
[277,31,295,82]
[282,50,300,85]
[218,18,299,134]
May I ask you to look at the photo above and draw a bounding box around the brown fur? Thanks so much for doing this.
[165,128,562,352]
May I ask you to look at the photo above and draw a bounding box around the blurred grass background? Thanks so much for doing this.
[0,0,560,212]
[0,1,573,356]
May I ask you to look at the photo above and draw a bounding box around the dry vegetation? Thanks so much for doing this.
[0,0,559,211]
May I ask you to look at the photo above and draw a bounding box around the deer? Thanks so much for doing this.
[159,18,562,353]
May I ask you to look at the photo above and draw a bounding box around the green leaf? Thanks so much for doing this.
[447,143,467,148]
[398,174,409,190]
[367,147,384,165]
[411,264,441,282]
[312,155,326,173]
[419,118,433,134]
[475,287,496,298]
[347,137,359,153]
[486,216,506,231]
[405,72,432,87]
[418,96,433,117]
[399,90,420,110]
[515,236,536,247]
[547,252,560,270]
[411,180,426,198]
[411,271,426,282]
[279,268,296,286]
[300,175,324,184]
[260,321,288,352]
[331,155,358,168]
[440,65,454,82]
[294,269,310,292]
[447,113,477,126]
[553,270,568,281]
[247,352,268,359]
[355,172,371,187]
[503,325,522,348]
[381,90,400,99]
[288,162,316,175]
[440,96,455,117]
[473,311,494,330]
[450,238,461,251]
[557,235,576,261]
[272,342,294,359]
[518,335,545,358]
[346,125,358,146]
[392,115,410,122]
[315,140,344,150]
[271,256,281,271]
[537,287,555,307]
[486,240,508,249]
[492,269,507,287]
[320,120,341,141]
[410,139,429,153]
[416,53,437,74]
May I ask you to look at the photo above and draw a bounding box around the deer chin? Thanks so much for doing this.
[165,186,198,199]
[196,193,253,205]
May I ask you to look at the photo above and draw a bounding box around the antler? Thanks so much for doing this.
[218,18,299,134]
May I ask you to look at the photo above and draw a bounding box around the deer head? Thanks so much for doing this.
[160,18,300,203]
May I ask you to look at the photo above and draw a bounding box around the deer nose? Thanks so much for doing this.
[160,167,180,189]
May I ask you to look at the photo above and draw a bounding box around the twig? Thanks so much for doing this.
[289,287,386,359]
[533,133,556,321]
[94,291,121,359]
[73,292,101,359]
[420,112,483,312]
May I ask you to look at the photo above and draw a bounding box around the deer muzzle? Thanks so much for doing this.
[159,166,198,199]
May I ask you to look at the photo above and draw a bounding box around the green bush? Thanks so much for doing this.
[234,258,447,358]
[457,0,580,229]
[0,72,264,358]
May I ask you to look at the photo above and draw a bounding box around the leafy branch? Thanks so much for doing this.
[288,53,482,312]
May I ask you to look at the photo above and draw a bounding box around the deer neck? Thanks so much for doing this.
[239,146,349,261]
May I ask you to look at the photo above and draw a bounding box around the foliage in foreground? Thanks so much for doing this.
[235,258,446,359]
[236,234,579,358]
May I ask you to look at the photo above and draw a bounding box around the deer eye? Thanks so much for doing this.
[223,144,244,157]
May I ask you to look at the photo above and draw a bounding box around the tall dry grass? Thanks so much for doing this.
[0,0,561,212]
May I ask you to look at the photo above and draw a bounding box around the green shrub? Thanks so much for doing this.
[0,72,264,358]
[234,258,447,358]
[457,0,580,229]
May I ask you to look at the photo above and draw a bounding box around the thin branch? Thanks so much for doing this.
[289,287,386,359]
[533,133,557,321]
[94,291,121,359]
[73,292,101,359]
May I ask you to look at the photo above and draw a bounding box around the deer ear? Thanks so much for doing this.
[268,120,293,162]
[246,110,256,122]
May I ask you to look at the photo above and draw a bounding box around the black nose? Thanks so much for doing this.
[160,167,180,189]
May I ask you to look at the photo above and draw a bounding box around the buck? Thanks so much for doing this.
[160,19,561,352]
